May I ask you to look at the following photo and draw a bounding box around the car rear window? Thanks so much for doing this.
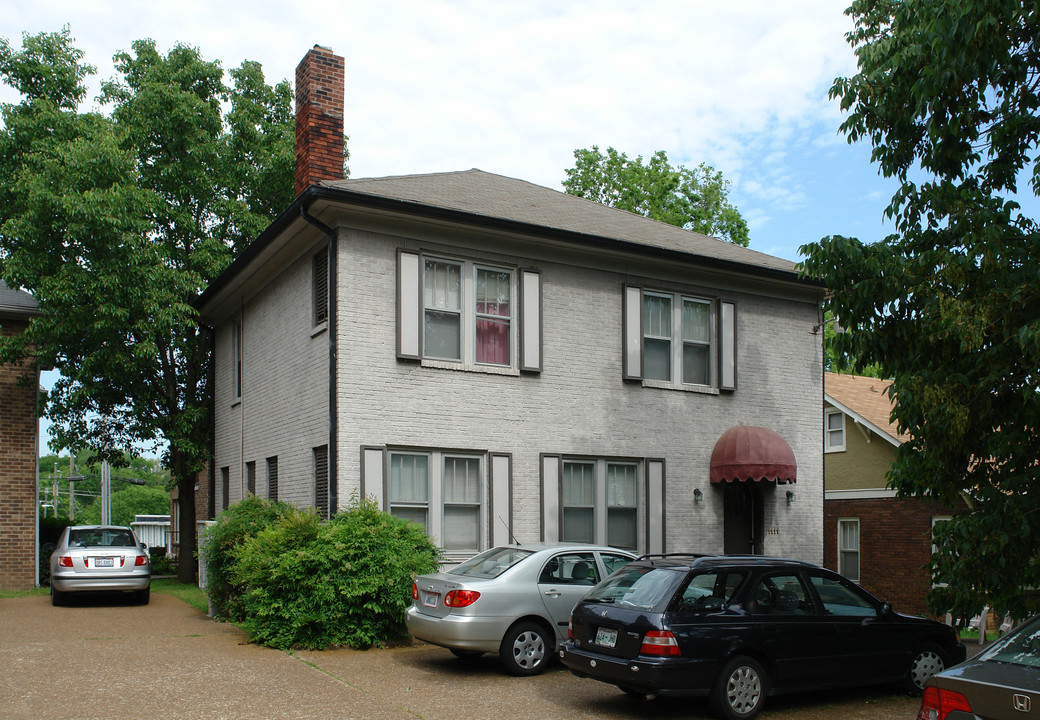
[980,616,1040,668]
[449,547,535,578]
[583,565,682,610]
[68,529,136,548]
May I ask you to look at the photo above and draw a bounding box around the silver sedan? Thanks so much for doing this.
[49,525,151,606]
[406,543,635,676]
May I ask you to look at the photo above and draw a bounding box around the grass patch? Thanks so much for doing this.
[1,578,208,614]
[0,587,47,599]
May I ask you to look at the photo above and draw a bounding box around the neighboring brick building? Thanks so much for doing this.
[823,372,962,616]
[0,281,41,591]
[194,46,827,564]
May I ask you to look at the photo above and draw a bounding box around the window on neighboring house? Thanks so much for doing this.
[825,409,846,452]
[398,250,543,372]
[561,459,641,551]
[314,445,329,519]
[313,249,328,325]
[231,320,243,400]
[246,461,255,496]
[267,456,278,501]
[220,467,230,512]
[388,450,485,554]
[625,285,735,390]
[838,518,860,582]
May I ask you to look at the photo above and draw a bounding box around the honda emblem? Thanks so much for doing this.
[1013,694,1031,713]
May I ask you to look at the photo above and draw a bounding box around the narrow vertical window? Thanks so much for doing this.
[643,294,671,381]
[561,462,596,543]
[423,259,462,360]
[314,445,329,519]
[267,456,278,501]
[389,453,430,529]
[442,456,481,551]
[475,268,512,365]
[220,467,230,512]
[838,518,860,582]
[313,249,329,325]
[246,461,255,496]
[606,463,638,550]
[682,299,711,385]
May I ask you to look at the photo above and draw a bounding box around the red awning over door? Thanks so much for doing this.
[709,426,797,484]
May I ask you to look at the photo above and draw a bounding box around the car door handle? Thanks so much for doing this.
[544,589,561,598]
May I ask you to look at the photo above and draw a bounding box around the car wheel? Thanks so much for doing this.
[499,621,551,676]
[50,586,65,607]
[710,655,767,720]
[904,644,946,693]
[136,587,150,605]
[449,649,484,660]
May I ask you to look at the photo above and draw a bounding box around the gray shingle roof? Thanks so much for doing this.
[320,169,798,275]
[0,280,38,319]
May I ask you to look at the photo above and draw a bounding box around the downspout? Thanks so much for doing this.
[203,322,216,520]
[300,204,338,517]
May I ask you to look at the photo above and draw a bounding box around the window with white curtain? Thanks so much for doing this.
[643,291,714,386]
[561,459,642,551]
[838,518,860,582]
[422,257,513,366]
[388,450,485,554]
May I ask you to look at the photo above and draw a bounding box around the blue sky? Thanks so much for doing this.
[0,0,980,453]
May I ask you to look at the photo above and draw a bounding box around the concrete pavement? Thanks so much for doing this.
[1,593,923,720]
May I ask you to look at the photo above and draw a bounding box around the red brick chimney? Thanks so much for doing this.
[295,45,345,196]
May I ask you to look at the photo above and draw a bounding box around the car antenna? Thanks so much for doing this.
[498,515,520,545]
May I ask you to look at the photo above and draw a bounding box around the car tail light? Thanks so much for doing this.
[444,590,480,608]
[640,630,680,656]
[917,686,972,720]
[134,555,147,566]
[411,583,419,601]
[58,556,73,568]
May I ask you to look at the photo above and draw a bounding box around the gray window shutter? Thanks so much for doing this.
[646,459,665,554]
[490,453,513,546]
[541,455,560,542]
[719,300,737,391]
[623,284,643,380]
[520,269,542,373]
[397,250,421,359]
[361,447,386,511]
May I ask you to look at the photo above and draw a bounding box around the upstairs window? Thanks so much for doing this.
[825,409,846,452]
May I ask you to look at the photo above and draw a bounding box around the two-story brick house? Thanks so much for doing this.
[195,46,826,563]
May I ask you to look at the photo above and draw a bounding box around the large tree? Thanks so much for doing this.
[800,0,1040,620]
[0,28,297,583]
[562,146,750,246]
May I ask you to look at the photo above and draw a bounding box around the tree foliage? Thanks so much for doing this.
[0,28,298,583]
[562,146,750,246]
[800,0,1040,620]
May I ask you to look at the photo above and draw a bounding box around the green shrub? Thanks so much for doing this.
[229,496,441,650]
[200,495,294,621]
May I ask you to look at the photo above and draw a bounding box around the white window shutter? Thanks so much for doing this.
[397,250,421,359]
[520,269,542,372]
[490,454,513,546]
[646,459,665,554]
[361,447,385,510]
[541,455,560,542]
[719,300,737,391]
[623,284,643,380]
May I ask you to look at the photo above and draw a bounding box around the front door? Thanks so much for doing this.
[724,482,763,555]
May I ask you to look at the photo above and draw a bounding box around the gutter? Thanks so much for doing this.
[300,204,338,517]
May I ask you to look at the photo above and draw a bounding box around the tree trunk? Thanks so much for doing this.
[176,468,197,584]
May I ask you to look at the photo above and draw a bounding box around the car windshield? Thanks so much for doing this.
[583,566,681,610]
[979,616,1040,668]
[68,529,136,548]
[449,547,535,578]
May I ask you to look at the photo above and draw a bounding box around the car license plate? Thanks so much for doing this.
[423,591,439,608]
[594,627,618,648]
[95,557,114,568]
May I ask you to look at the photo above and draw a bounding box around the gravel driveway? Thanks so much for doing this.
[2,593,922,720]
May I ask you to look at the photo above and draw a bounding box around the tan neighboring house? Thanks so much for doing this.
[823,372,959,616]
[0,281,42,591]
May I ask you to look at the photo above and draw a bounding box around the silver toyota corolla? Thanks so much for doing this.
[406,543,635,675]
[49,525,151,606]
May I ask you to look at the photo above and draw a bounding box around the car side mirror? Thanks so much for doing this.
[880,601,893,615]
[140,543,149,553]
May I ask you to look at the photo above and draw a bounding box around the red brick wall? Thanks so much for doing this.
[824,496,955,617]
[294,46,345,195]
[0,321,40,591]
